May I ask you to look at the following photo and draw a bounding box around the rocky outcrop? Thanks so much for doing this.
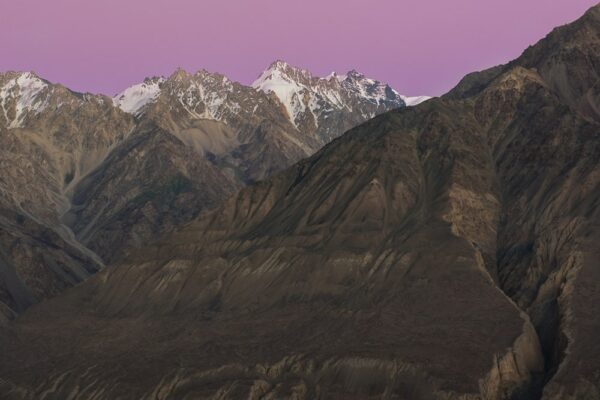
[479,318,544,399]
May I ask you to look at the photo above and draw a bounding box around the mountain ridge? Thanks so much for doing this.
[0,61,423,317]
[112,61,430,143]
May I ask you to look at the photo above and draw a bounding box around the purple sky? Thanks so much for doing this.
[1,0,597,96]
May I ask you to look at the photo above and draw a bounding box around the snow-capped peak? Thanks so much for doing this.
[346,70,365,80]
[113,76,165,115]
[251,63,312,126]
[252,60,424,129]
[341,70,402,105]
[324,72,347,82]
[0,72,49,128]
[114,68,244,122]
[112,62,431,133]
[255,60,319,86]
[268,60,290,70]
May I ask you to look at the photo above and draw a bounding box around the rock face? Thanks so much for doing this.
[2,4,600,400]
[0,65,414,317]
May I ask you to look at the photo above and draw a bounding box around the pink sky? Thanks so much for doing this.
[1,0,597,96]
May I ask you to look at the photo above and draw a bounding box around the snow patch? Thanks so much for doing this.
[113,77,165,115]
[400,95,432,107]
[344,72,402,105]
[324,72,347,82]
[172,73,240,121]
[0,72,49,128]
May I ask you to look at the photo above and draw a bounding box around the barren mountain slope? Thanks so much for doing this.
[0,64,413,315]
[65,65,412,265]
[63,122,238,264]
[0,74,134,318]
[1,5,599,400]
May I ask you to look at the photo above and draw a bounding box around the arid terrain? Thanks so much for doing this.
[1,4,600,400]
[0,62,411,319]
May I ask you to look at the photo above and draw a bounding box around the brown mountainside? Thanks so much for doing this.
[0,64,409,316]
[1,4,599,400]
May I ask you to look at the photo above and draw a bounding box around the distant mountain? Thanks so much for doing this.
[112,76,165,115]
[252,60,428,143]
[2,4,597,399]
[113,61,428,147]
[0,63,424,318]
[0,71,133,318]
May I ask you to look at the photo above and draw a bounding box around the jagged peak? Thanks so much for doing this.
[324,71,347,82]
[114,67,238,117]
[268,59,290,70]
[193,69,232,85]
[111,61,426,122]
[113,76,165,115]
[169,68,191,81]
[265,59,310,74]
[0,70,43,81]
[0,71,51,128]
[143,76,166,85]
[253,60,314,86]
[0,71,48,88]
[345,69,365,80]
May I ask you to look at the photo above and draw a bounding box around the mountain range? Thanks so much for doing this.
[0,62,426,319]
[2,4,600,400]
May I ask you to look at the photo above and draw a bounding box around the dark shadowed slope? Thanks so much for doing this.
[1,4,600,400]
